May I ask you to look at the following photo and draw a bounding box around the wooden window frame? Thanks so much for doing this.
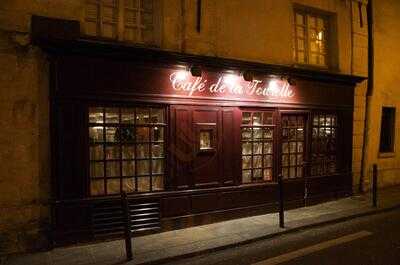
[293,6,332,68]
[88,105,167,196]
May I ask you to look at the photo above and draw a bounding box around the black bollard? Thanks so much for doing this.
[121,192,133,260]
[278,174,284,228]
[372,164,378,208]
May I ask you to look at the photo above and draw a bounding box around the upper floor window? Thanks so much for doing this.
[379,107,396,153]
[84,0,159,45]
[294,9,329,67]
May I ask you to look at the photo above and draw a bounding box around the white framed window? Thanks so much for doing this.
[294,8,330,67]
[84,0,160,45]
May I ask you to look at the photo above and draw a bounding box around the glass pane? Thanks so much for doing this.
[297,154,303,165]
[297,142,304,153]
[289,129,296,140]
[290,154,297,166]
[241,128,252,140]
[253,156,262,168]
[107,179,120,194]
[121,108,135,124]
[89,126,104,143]
[297,128,304,140]
[282,167,289,179]
[91,180,105,196]
[90,145,103,160]
[122,161,135,176]
[105,145,120,160]
[263,169,272,181]
[242,142,252,155]
[290,142,297,153]
[297,51,305,63]
[89,108,104,123]
[313,115,319,126]
[242,156,252,169]
[136,108,150,124]
[253,113,262,125]
[242,112,251,125]
[151,126,164,142]
[137,144,150,158]
[264,128,273,139]
[297,167,303,177]
[264,155,272,168]
[282,155,289,166]
[200,130,211,149]
[297,39,305,50]
[136,127,149,142]
[85,21,98,36]
[106,127,117,142]
[137,177,150,192]
[122,178,135,192]
[290,167,296,178]
[119,127,135,142]
[152,176,164,191]
[253,169,262,179]
[105,108,119,123]
[90,162,104,178]
[263,112,273,125]
[152,159,163,174]
[106,161,120,177]
[296,26,304,38]
[296,13,304,25]
[122,145,135,159]
[242,170,252,183]
[289,116,297,126]
[253,143,262,154]
[254,128,263,139]
[152,144,164,157]
[282,142,289,154]
[151,108,164,123]
[264,142,273,154]
[137,160,150,175]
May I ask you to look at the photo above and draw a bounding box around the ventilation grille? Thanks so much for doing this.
[91,199,161,238]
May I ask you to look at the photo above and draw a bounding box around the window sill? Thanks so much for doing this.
[378,152,396,159]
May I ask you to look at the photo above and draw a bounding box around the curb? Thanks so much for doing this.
[137,203,400,265]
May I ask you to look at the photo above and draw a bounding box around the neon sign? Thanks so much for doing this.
[169,71,295,99]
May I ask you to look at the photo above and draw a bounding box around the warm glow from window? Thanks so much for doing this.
[223,74,239,86]
[175,70,188,81]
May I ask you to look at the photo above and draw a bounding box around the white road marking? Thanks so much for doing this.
[252,230,373,265]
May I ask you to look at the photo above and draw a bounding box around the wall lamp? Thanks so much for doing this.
[242,71,254,82]
[190,65,202,77]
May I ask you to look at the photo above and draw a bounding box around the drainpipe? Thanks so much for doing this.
[360,0,374,193]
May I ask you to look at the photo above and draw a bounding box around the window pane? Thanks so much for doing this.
[121,108,135,124]
[253,113,262,125]
[89,126,104,143]
[122,145,135,159]
[253,143,262,154]
[199,130,211,149]
[105,145,120,159]
[122,178,135,192]
[152,144,164,157]
[119,127,135,142]
[136,108,150,124]
[151,108,164,123]
[152,159,163,174]
[242,128,252,139]
[264,128,273,139]
[242,112,251,125]
[254,128,263,139]
[264,142,273,154]
[242,156,252,169]
[106,127,117,142]
[106,161,120,177]
[90,145,103,160]
[137,160,150,175]
[253,169,262,180]
[152,175,164,191]
[242,142,252,155]
[90,162,104,178]
[242,170,252,183]
[263,169,272,181]
[136,127,149,142]
[296,14,304,25]
[264,155,272,168]
[107,179,120,194]
[122,161,135,176]
[253,156,262,168]
[91,180,105,196]
[105,108,119,123]
[137,177,150,192]
[137,144,150,158]
[89,108,104,123]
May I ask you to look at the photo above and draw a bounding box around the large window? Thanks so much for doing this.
[294,8,329,67]
[241,111,274,183]
[88,106,166,196]
[379,107,396,153]
[311,114,337,176]
[84,0,159,44]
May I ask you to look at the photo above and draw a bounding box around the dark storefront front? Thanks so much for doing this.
[35,21,363,245]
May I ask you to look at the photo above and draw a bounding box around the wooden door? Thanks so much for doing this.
[280,113,308,206]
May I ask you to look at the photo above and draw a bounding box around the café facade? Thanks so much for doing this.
[33,18,364,245]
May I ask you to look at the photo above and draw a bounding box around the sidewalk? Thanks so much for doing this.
[2,186,400,265]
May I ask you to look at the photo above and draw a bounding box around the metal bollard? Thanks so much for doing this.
[121,192,133,260]
[372,164,378,208]
[278,174,284,228]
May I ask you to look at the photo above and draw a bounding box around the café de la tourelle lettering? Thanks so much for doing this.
[169,72,295,100]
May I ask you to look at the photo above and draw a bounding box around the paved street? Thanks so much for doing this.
[165,210,400,265]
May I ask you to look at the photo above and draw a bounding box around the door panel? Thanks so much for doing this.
[280,113,308,203]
